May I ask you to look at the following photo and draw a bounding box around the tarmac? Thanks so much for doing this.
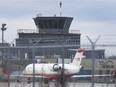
[0,82,116,87]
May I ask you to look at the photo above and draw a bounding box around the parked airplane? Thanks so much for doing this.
[8,48,112,83]
[22,48,84,80]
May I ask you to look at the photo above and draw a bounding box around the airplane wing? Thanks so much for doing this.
[71,74,111,78]
[9,74,47,78]
[9,73,111,78]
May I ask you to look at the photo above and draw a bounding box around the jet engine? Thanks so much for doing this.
[49,64,61,71]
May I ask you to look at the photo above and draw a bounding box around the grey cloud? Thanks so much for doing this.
[1,0,116,22]
[63,0,116,22]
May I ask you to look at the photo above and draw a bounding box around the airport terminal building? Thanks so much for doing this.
[0,15,105,60]
[14,15,105,60]
[15,16,81,59]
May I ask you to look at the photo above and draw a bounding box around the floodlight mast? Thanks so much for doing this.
[86,35,101,87]
[1,23,7,43]
[1,23,7,76]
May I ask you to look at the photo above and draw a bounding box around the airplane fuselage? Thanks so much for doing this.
[23,63,81,79]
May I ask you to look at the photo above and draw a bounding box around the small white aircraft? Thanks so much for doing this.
[22,48,84,80]
[9,48,111,84]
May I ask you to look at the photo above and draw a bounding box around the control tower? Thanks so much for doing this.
[16,15,81,59]
[33,16,73,34]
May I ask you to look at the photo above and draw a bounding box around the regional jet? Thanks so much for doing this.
[23,48,84,80]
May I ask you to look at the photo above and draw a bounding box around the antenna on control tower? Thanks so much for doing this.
[59,1,62,16]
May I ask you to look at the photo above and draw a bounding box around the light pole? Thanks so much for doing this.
[1,23,7,43]
[1,23,7,74]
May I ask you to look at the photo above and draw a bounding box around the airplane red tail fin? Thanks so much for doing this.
[70,48,85,67]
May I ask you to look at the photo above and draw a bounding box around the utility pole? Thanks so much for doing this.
[86,36,101,87]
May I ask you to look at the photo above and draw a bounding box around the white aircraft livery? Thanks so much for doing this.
[22,48,84,79]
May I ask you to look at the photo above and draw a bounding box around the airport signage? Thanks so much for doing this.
[99,60,114,69]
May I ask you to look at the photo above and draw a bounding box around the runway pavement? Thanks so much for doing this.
[0,82,116,87]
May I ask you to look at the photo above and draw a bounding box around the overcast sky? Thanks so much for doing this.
[0,0,116,55]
